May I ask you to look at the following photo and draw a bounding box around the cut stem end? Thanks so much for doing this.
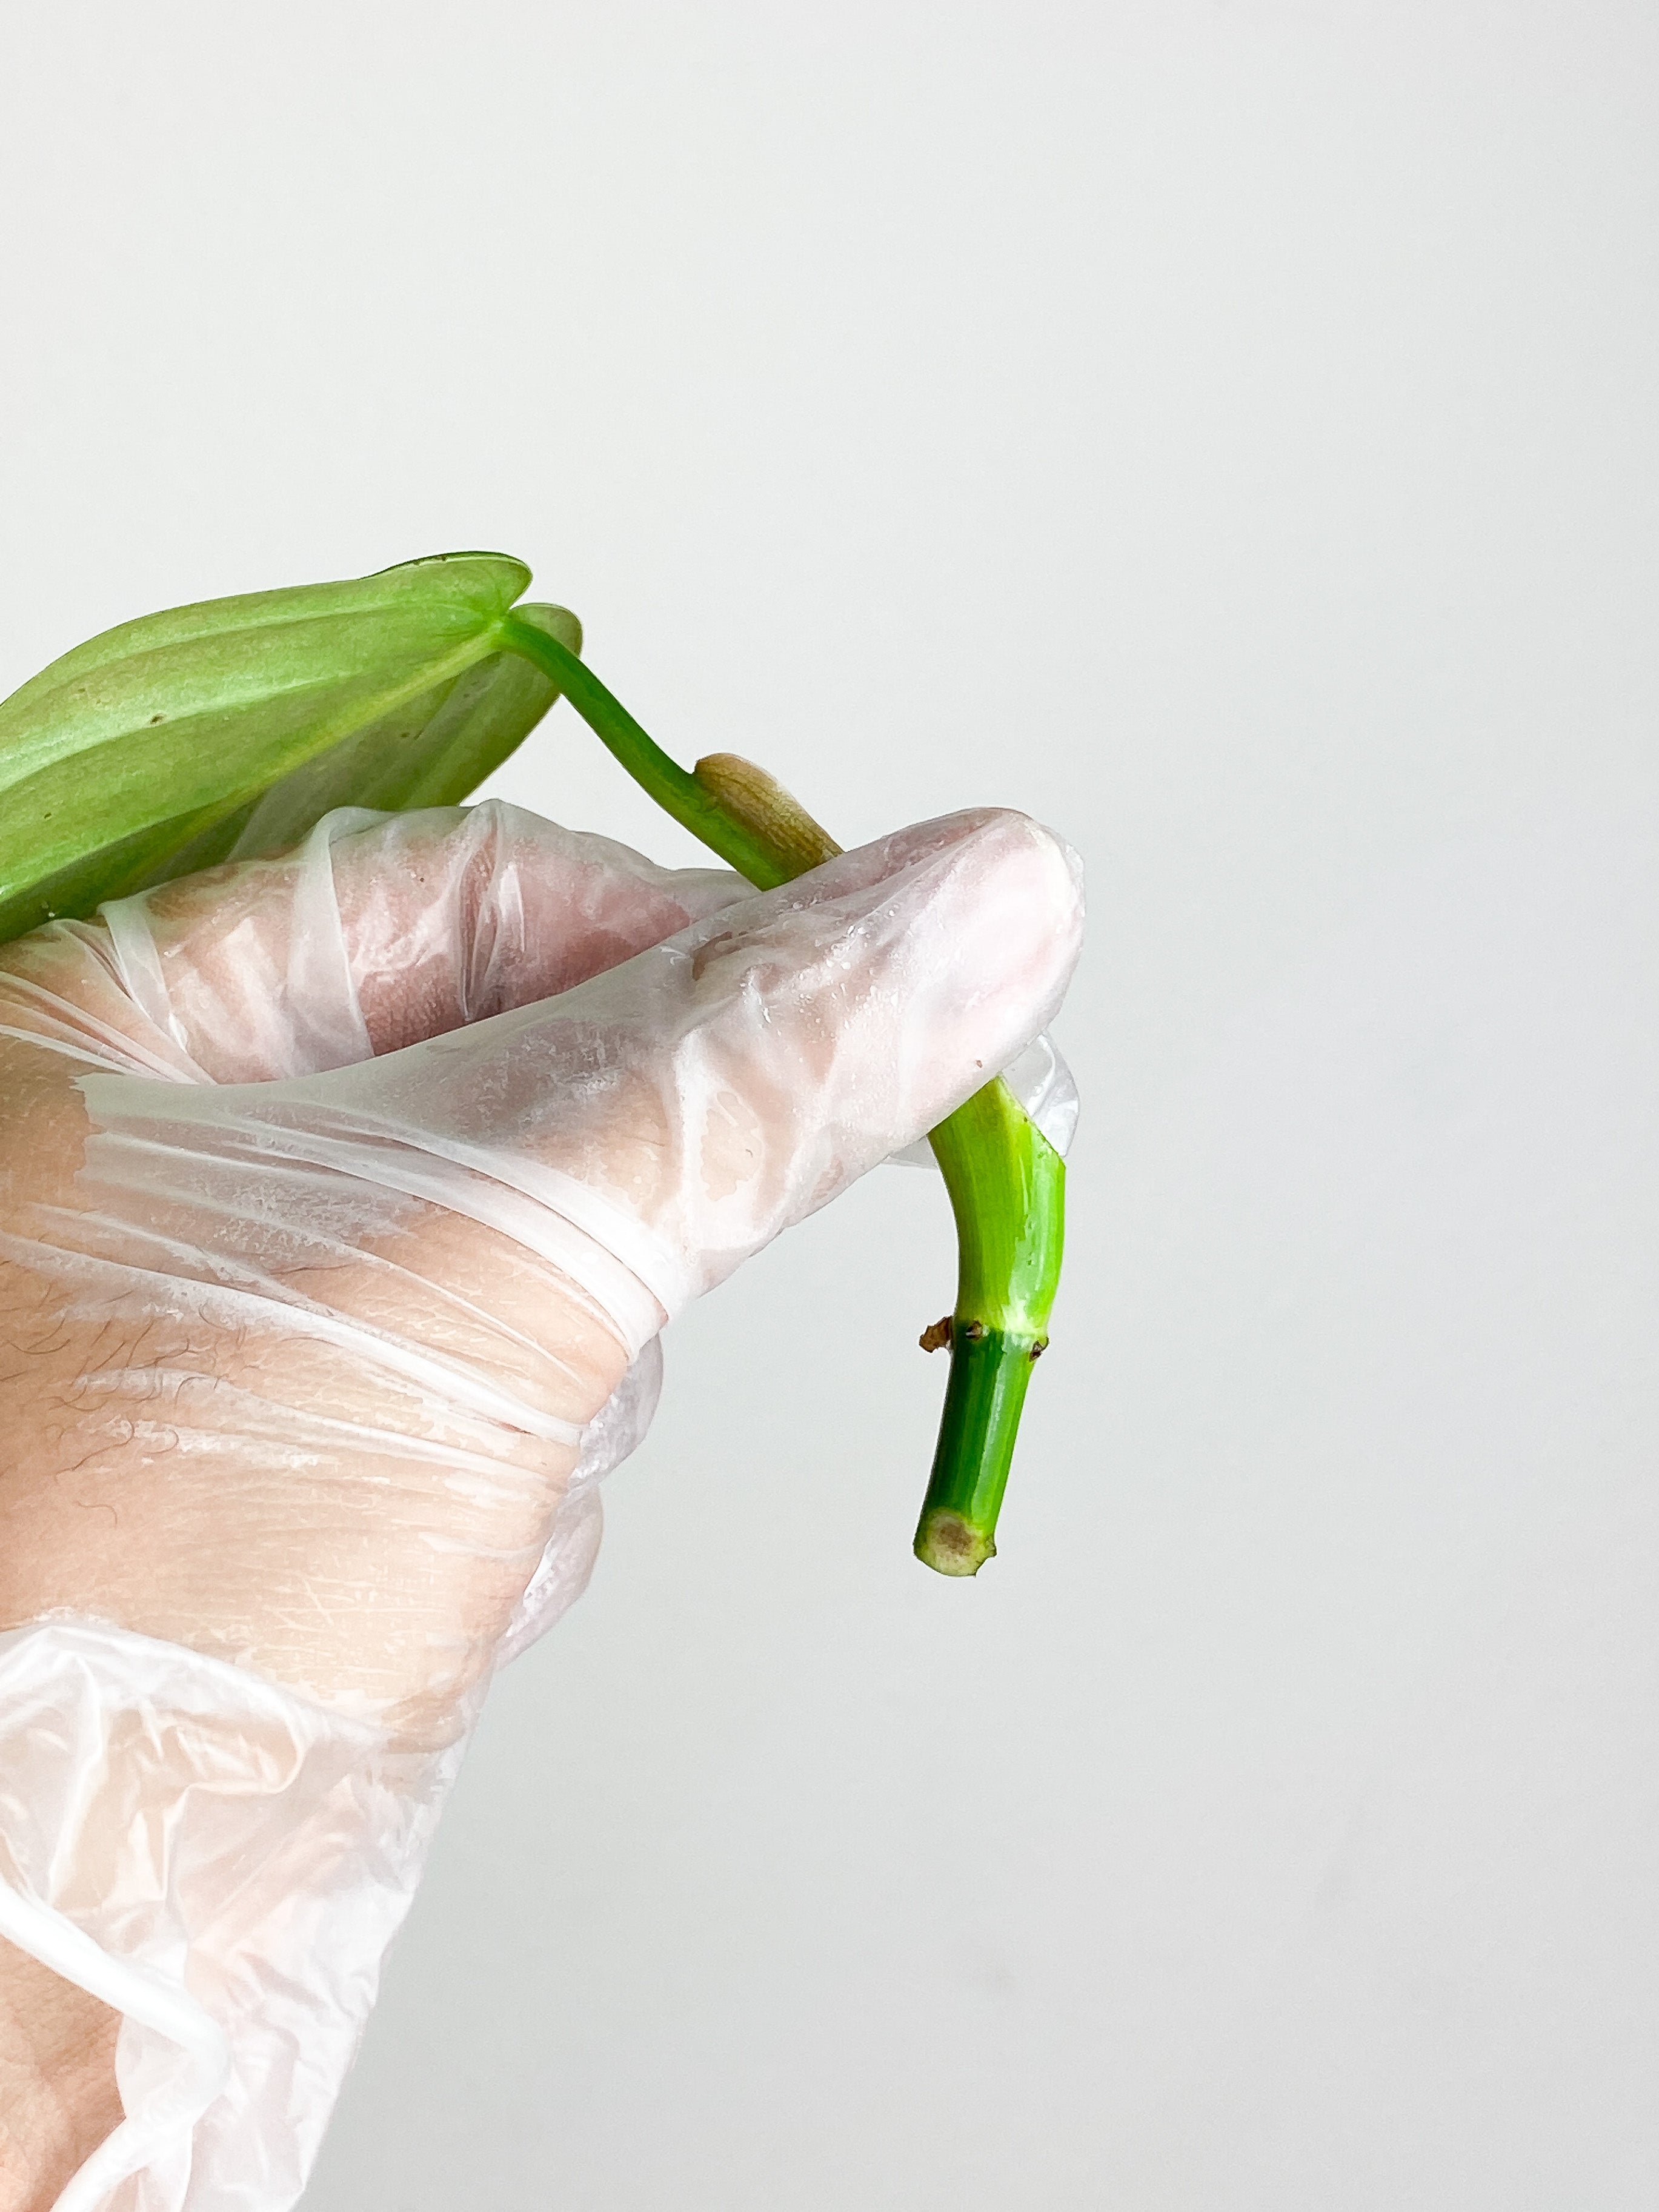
[914,1510,998,1578]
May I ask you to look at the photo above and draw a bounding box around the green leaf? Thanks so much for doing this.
[0,553,577,941]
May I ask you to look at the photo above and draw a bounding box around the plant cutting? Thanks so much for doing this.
[0,551,1066,1573]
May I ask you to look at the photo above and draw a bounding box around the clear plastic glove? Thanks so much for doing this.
[0,799,1084,2212]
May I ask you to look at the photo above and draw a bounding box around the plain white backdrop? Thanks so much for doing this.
[2,4,1657,2205]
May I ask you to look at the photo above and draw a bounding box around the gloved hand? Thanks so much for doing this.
[0,799,1083,2212]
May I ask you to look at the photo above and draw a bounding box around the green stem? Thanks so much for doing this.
[497,611,1065,1576]
[499,617,789,888]
[916,1082,1065,1575]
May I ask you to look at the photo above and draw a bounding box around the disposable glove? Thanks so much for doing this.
[0,797,1083,2211]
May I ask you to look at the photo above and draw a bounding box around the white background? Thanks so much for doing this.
[3,4,1657,2205]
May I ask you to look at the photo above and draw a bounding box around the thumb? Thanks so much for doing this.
[92,799,749,1081]
[75,808,1083,1346]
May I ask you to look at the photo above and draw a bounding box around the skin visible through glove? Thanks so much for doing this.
[0,1936,121,2212]
[0,798,1083,2207]
[0,806,739,1744]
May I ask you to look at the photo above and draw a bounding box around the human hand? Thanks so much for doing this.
[0,797,1081,1744]
[0,795,1080,2212]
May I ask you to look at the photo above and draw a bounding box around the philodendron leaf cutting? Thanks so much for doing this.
[0,553,1065,1575]
[0,555,579,940]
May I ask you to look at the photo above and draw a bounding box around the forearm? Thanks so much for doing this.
[0,1936,121,2212]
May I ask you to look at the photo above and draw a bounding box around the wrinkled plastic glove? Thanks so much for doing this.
[0,798,1083,2212]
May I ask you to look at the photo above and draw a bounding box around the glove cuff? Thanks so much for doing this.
[0,1618,461,2212]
